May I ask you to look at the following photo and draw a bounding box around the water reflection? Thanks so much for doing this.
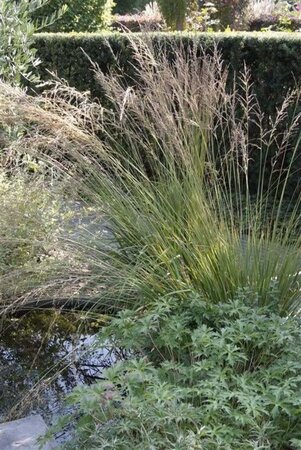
[0,311,121,425]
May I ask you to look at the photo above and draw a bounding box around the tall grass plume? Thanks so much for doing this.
[0,36,300,315]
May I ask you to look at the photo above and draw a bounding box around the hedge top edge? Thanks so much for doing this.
[34,31,301,41]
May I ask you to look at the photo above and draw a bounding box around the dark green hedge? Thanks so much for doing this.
[34,32,301,115]
[33,32,301,196]
[35,33,301,112]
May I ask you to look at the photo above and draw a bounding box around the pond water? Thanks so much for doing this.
[0,203,121,432]
[0,311,122,428]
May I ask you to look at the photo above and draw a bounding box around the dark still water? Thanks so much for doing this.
[0,311,122,426]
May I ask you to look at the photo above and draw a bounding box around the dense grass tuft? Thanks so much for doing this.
[0,36,300,315]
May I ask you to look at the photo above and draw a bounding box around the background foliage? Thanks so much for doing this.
[0,0,53,86]
[249,14,301,31]
[31,0,115,32]
[113,0,149,14]
[157,0,188,30]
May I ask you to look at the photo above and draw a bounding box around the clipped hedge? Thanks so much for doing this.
[34,32,301,115]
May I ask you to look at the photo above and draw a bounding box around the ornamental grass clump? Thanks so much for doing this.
[1,37,299,315]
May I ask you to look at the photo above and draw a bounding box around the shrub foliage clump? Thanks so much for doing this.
[55,291,301,449]
[31,0,115,32]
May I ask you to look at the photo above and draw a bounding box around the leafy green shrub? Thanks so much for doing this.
[0,0,37,86]
[31,0,115,32]
[50,290,301,449]
[0,0,66,86]
[0,0,39,86]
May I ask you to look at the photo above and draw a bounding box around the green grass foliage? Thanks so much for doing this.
[2,36,299,313]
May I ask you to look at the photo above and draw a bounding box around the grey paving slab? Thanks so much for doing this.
[0,415,56,450]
